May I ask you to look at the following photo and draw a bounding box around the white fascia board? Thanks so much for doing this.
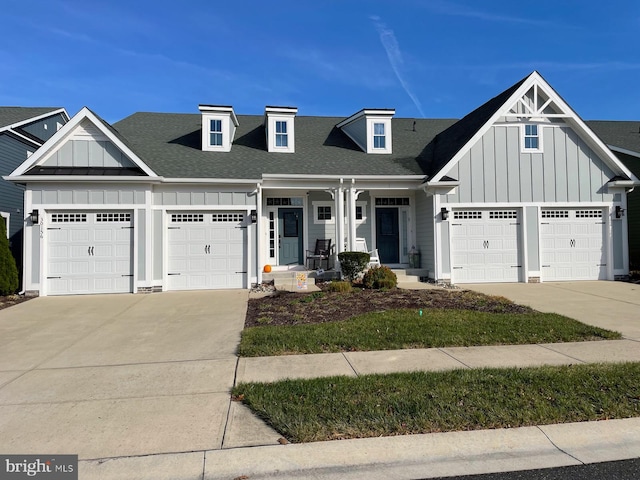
[0,107,69,134]
[161,177,260,184]
[6,128,42,147]
[608,179,638,188]
[199,105,239,127]
[336,108,396,128]
[609,145,640,160]
[3,175,162,184]
[9,107,157,177]
[262,173,424,181]
[264,106,298,115]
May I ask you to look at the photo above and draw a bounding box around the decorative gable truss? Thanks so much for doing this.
[7,107,158,180]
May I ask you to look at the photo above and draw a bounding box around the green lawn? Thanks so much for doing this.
[233,363,640,443]
[238,308,621,357]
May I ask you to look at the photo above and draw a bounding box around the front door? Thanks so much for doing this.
[278,208,303,265]
[376,208,399,263]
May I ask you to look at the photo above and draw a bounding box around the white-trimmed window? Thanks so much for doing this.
[313,202,334,224]
[522,124,542,152]
[209,119,223,146]
[275,121,288,147]
[373,123,386,149]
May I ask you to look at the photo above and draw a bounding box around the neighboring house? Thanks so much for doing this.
[584,121,640,270]
[0,107,69,278]
[6,72,639,296]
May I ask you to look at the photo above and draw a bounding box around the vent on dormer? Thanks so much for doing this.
[336,109,395,154]
[264,106,297,153]
[198,105,239,152]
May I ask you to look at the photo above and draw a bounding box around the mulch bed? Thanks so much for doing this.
[245,287,534,327]
[0,295,34,311]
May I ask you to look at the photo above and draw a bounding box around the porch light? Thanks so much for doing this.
[441,207,449,220]
[250,210,257,223]
[615,206,625,218]
[29,209,39,224]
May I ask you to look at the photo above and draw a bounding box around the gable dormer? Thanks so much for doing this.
[337,108,395,154]
[199,105,239,152]
[264,106,297,153]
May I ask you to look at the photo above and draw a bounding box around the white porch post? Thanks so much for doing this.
[335,182,345,255]
[256,184,263,285]
[346,184,357,251]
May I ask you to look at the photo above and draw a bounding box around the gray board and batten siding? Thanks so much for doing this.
[31,186,146,206]
[414,192,434,272]
[42,139,137,168]
[0,134,29,240]
[21,113,67,142]
[443,125,616,204]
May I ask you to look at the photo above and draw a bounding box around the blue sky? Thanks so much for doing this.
[2,0,639,123]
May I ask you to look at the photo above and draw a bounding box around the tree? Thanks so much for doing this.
[0,217,18,295]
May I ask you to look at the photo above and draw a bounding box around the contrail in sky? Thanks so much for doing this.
[371,16,426,117]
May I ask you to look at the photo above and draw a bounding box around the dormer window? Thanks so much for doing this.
[210,119,223,146]
[275,121,288,147]
[265,106,297,153]
[198,105,238,152]
[336,108,394,154]
[373,123,386,149]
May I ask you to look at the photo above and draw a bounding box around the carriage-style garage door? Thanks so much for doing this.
[167,212,247,290]
[47,212,134,295]
[540,208,607,281]
[451,209,521,283]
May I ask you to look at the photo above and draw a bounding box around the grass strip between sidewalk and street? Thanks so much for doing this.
[232,362,640,443]
[238,308,621,357]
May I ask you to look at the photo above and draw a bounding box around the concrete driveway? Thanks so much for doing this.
[463,281,640,341]
[0,290,266,460]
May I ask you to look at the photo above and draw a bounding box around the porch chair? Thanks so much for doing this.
[306,239,333,270]
[354,237,381,267]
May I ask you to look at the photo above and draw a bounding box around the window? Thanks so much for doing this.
[317,206,332,221]
[523,124,540,150]
[275,121,288,147]
[356,206,363,220]
[210,119,223,146]
[373,123,386,149]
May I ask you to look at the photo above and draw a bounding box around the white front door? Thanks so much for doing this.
[451,209,521,283]
[167,212,247,290]
[540,208,607,281]
[47,212,134,295]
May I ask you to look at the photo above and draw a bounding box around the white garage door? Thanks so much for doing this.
[451,209,521,283]
[47,212,134,295]
[540,208,607,281]
[167,212,247,290]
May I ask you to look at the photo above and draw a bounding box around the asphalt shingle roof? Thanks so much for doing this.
[113,113,457,179]
[586,120,640,155]
[0,107,63,129]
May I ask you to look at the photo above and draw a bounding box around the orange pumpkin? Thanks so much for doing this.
[263,264,272,273]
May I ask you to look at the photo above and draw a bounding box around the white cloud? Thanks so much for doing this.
[370,16,426,118]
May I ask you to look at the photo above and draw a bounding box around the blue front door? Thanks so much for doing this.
[278,208,303,265]
[376,208,399,264]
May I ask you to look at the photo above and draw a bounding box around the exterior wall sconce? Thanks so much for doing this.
[30,209,39,224]
[615,206,625,218]
[441,207,449,220]
[250,210,257,223]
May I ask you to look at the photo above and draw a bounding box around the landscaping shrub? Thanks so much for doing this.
[0,217,18,295]
[362,265,397,289]
[324,281,352,293]
[338,251,370,282]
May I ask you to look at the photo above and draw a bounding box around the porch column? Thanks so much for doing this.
[346,185,357,251]
[335,183,345,255]
[256,184,263,285]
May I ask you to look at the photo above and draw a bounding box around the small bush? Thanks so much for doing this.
[0,217,18,295]
[362,265,397,289]
[324,281,352,293]
[338,251,370,282]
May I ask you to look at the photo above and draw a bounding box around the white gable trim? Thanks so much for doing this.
[431,72,639,186]
[0,108,69,134]
[9,107,157,177]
